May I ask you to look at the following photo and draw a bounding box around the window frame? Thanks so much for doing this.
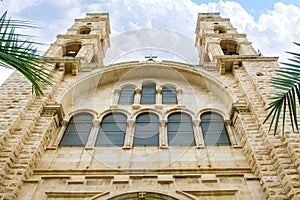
[95,112,127,147]
[59,112,94,147]
[133,112,159,147]
[140,83,156,104]
[118,86,136,105]
[167,112,195,146]
[200,112,231,146]
[162,86,177,104]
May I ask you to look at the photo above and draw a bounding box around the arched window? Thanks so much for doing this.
[220,40,238,55]
[140,83,156,104]
[167,113,195,146]
[78,27,91,34]
[95,113,127,147]
[63,42,82,57]
[200,112,231,146]
[162,86,177,104]
[59,113,93,147]
[133,113,159,146]
[214,26,226,34]
[118,86,135,104]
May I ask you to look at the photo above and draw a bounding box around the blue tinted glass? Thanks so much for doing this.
[59,113,93,147]
[167,113,195,146]
[201,112,230,146]
[134,113,159,146]
[96,113,127,147]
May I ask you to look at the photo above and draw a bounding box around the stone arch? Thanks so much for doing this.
[56,61,237,117]
[220,39,238,55]
[132,108,163,120]
[165,108,195,121]
[63,41,82,57]
[137,79,160,90]
[116,84,138,91]
[105,191,180,200]
[214,26,226,34]
[98,108,131,121]
[67,109,98,121]
[197,108,226,120]
[78,26,91,34]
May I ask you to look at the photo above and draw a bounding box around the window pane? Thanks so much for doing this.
[168,113,195,146]
[96,113,127,147]
[118,86,135,104]
[134,113,159,146]
[201,112,230,146]
[59,113,93,147]
[162,86,177,104]
[141,83,156,104]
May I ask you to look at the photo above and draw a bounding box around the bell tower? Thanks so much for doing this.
[195,13,258,74]
[44,13,110,75]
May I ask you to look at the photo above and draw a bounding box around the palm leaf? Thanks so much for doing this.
[264,42,300,134]
[0,11,53,95]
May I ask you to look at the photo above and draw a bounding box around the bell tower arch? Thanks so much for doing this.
[195,13,258,74]
[44,13,110,75]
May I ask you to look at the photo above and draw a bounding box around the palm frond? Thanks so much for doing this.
[264,42,300,134]
[0,11,53,95]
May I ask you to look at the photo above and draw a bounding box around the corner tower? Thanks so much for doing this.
[195,13,258,74]
[44,13,110,75]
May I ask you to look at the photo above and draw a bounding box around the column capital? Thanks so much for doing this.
[92,119,100,127]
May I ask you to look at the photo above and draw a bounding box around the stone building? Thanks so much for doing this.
[0,12,300,200]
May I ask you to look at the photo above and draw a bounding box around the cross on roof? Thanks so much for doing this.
[145,54,157,62]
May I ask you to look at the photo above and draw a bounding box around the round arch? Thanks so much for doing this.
[56,61,237,116]
[105,191,181,200]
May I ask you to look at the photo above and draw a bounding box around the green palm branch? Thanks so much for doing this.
[264,42,300,134]
[0,11,53,96]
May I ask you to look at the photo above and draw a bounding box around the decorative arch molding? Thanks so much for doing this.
[197,108,226,120]
[104,191,181,200]
[165,108,195,121]
[132,108,163,120]
[67,109,98,120]
[160,83,182,91]
[56,61,237,115]
[115,84,138,91]
[98,108,131,121]
[137,79,161,89]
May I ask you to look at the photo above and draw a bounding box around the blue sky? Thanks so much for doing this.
[0,0,300,84]
[192,0,300,19]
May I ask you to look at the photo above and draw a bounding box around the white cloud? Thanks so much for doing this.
[0,0,42,14]
[1,0,300,85]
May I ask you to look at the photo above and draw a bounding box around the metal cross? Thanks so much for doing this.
[145,54,157,62]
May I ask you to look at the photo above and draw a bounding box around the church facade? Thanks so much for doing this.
[0,13,299,200]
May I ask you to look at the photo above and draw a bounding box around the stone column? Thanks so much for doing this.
[160,120,167,148]
[86,119,100,149]
[194,119,205,148]
[156,88,162,109]
[224,119,238,147]
[52,120,68,147]
[112,89,120,106]
[123,119,135,149]
[176,89,183,105]
[133,88,141,109]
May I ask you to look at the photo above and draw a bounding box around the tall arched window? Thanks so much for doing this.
[140,83,156,104]
[95,113,127,147]
[118,86,135,104]
[200,112,231,146]
[167,113,195,146]
[59,113,93,147]
[162,86,177,104]
[133,113,159,146]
